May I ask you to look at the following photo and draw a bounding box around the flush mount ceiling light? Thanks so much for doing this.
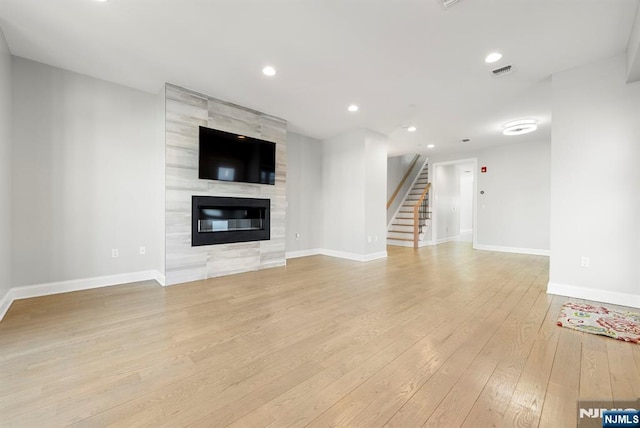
[502,119,538,136]
[347,104,359,112]
[440,0,462,8]
[262,66,276,77]
[485,52,502,63]
[427,144,435,148]
[407,126,417,132]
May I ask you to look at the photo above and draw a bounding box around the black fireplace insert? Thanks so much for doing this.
[192,196,270,246]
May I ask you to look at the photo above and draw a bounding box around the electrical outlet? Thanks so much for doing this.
[295,233,300,240]
[111,249,119,258]
[139,246,146,255]
[580,256,590,268]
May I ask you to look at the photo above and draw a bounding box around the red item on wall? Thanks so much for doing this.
[481,166,487,173]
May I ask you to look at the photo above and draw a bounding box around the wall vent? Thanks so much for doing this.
[492,65,513,77]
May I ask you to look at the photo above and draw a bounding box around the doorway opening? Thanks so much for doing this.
[431,158,477,247]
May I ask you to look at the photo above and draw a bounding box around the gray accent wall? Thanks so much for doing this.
[164,84,287,286]
[286,133,323,253]
[0,29,12,299]
[11,58,163,287]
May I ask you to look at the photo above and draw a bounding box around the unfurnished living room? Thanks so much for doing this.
[1,1,639,427]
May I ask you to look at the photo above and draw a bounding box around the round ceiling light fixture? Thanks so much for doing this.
[502,119,538,136]
[262,66,276,77]
[407,126,417,132]
[427,144,435,149]
[348,104,359,112]
[485,52,503,63]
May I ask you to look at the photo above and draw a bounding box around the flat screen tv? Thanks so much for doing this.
[199,126,276,185]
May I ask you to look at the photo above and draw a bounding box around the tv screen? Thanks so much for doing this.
[199,126,276,185]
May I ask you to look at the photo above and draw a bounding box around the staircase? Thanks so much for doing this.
[387,163,431,248]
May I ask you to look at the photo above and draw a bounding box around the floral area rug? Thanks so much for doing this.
[557,302,640,343]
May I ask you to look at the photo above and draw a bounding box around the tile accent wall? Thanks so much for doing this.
[164,84,287,285]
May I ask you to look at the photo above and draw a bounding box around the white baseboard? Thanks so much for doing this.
[547,282,640,309]
[360,251,388,262]
[155,271,166,287]
[0,270,165,322]
[286,248,322,259]
[318,249,388,262]
[387,240,414,248]
[0,290,13,323]
[473,244,550,257]
[286,248,387,262]
[436,236,461,244]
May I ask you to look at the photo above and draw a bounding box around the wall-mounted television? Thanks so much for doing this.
[199,126,276,185]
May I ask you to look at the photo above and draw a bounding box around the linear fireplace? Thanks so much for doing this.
[192,196,270,246]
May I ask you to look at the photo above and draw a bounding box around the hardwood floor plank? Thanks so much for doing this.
[499,295,565,428]
[607,339,640,405]
[580,332,613,401]
[538,326,582,428]
[0,243,637,428]
[304,265,528,428]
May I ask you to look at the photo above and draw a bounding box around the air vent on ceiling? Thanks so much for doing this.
[461,138,471,143]
[440,0,461,8]
[492,65,513,77]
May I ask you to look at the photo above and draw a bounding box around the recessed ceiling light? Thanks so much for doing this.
[94,0,109,2]
[502,119,538,136]
[485,52,502,63]
[238,135,246,139]
[407,126,417,132]
[348,104,359,112]
[427,144,435,148]
[262,66,276,77]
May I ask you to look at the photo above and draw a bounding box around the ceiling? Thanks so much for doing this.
[0,0,637,157]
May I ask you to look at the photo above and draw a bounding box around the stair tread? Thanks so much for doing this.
[387,237,414,242]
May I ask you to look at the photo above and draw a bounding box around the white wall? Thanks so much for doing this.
[286,132,323,254]
[429,139,551,253]
[322,130,366,256]
[155,87,166,277]
[434,164,461,240]
[387,154,415,199]
[474,142,550,252]
[459,166,474,233]
[322,129,387,259]
[364,130,388,255]
[550,54,640,307]
[12,57,164,288]
[386,154,424,224]
[0,29,12,302]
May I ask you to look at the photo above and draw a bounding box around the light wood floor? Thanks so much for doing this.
[1,243,639,427]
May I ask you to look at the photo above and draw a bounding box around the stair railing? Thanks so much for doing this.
[413,183,431,248]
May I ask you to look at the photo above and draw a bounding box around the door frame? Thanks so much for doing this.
[430,158,478,248]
